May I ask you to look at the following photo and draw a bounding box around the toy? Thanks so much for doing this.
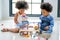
[0,24,5,31]
[22,14,27,21]
[1,24,4,26]
[19,30,32,38]
[24,34,30,38]
[19,25,33,38]
[34,25,39,30]
[19,23,39,38]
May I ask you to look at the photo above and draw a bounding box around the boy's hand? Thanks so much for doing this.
[44,26,49,30]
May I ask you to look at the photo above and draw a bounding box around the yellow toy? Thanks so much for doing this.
[24,34,30,38]
[34,25,39,30]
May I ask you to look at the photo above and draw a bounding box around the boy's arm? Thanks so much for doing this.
[49,17,54,28]
[45,20,54,30]
[39,15,42,25]
[44,17,54,30]
[14,13,19,24]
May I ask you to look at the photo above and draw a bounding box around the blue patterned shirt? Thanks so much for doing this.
[40,15,54,33]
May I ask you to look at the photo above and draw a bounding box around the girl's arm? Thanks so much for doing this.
[14,13,19,24]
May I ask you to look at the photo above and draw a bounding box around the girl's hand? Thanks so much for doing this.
[22,13,26,16]
[15,21,19,24]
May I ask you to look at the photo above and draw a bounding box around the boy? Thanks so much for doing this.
[40,3,54,34]
[1,1,29,33]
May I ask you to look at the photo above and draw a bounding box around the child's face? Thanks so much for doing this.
[41,9,49,16]
[19,9,25,14]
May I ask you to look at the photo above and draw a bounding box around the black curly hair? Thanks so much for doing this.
[16,1,28,10]
[40,3,53,12]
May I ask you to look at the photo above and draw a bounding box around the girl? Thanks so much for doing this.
[2,1,29,33]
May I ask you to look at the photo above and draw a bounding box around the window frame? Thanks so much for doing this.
[9,0,44,17]
[58,0,60,17]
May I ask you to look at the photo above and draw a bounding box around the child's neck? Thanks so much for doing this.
[19,12,24,15]
[44,14,50,17]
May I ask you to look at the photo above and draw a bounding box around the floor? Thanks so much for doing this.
[0,20,59,40]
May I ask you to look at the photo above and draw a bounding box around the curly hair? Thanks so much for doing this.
[16,1,28,10]
[40,3,53,12]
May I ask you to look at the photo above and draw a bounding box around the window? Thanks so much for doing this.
[58,0,60,17]
[9,0,43,17]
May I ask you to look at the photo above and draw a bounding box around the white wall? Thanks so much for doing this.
[2,0,10,20]
[44,0,58,19]
[0,0,2,20]
[1,0,59,20]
